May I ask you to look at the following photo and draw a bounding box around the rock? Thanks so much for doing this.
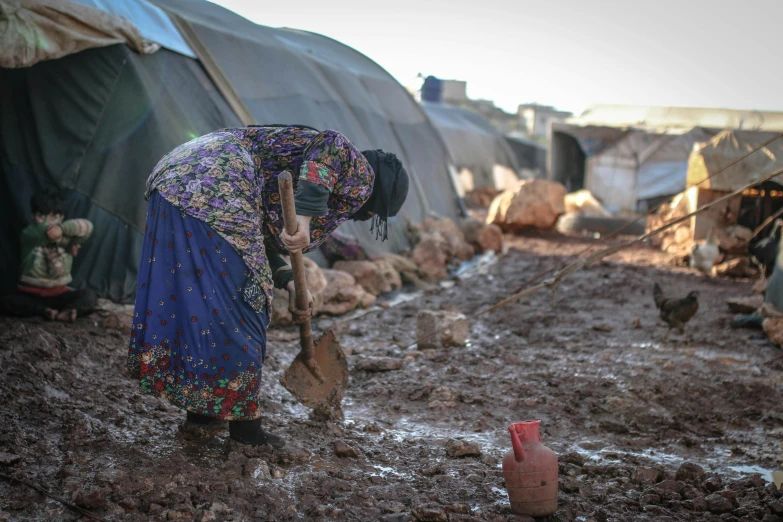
[355,357,403,372]
[763,515,783,522]
[465,187,499,208]
[101,313,131,334]
[416,310,468,348]
[561,451,587,467]
[564,189,611,217]
[763,317,783,347]
[486,179,566,231]
[445,439,481,458]
[0,452,20,466]
[444,504,471,514]
[676,462,707,483]
[333,260,388,296]
[640,494,661,506]
[373,258,403,293]
[380,514,412,522]
[208,501,230,514]
[243,458,270,479]
[727,295,764,314]
[371,253,432,289]
[419,217,474,261]
[74,487,106,511]
[692,496,709,512]
[770,501,783,515]
[461,218,503,254]
[633,467,663,486]
[704,476,723,492]
[705,492,733,513]
[411,503,448,522]
[412,233,449,282]
[167,510,195,520]
[272,258,327,325]
[714,257,751,277]
[319,269,376,316]
[333,441,360,458]
[118,497,137,511]
[713,225,753,254]
[196,511,217,522]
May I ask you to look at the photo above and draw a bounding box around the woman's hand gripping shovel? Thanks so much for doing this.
[277,172,348,418]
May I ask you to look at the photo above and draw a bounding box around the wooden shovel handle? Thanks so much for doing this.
[278,172,316,365]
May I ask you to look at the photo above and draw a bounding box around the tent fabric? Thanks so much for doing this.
[0,44,241,299]
[70,0,196,58]
[687,130,783,192]
[152,0,462,255]
[422,102,521,190]
[1,0,463,302]
[571,104,783,133]
[0,0,159,68]
[504,135,547,177]
[580,127,718,212]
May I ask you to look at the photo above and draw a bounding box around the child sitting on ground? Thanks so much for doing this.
[0,188,97,322]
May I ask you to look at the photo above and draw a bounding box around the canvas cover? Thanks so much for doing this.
[422,102,520,190]
[0,0,463,301]
[687,130,783,192]
[504,135,547,177]
[0,0,159,68]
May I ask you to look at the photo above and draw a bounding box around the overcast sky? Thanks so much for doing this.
[211,0,783,116]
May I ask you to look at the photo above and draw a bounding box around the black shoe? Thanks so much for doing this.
[229,419,286,448]
[186,411,224,425]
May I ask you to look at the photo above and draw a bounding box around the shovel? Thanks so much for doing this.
[277,172,348,415]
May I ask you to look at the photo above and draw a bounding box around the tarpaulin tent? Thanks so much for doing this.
[0,0,463,301]
[504,135,547,178]
[422,102,522,192]
[551,104,783,213]
[687,130,783,191]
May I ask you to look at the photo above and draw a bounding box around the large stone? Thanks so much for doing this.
[714,257,751,277]
[372,253,434,290]
[676,462,707,483]
[373,259,403,293]
[705,492,733,514]
[271,257,326,325]
[412,233,449,282]
[419,217,474,261]
[416,310,469,348]
[319,269,376,316]
[564,189,611,217]
[445,439,481,458]
[461,218,503,254]
[333,260,388,296]
[355,357,403,372]
[486,179,566,231]
[763,317,783,347]
[726,295,764,314]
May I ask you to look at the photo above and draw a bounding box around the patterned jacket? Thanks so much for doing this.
[146,126,374,312]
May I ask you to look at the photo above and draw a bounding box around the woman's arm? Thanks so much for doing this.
[267,247,293,289]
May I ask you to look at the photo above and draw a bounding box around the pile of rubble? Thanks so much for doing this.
[648,193,757,277]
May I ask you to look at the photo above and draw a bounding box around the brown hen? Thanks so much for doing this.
[653,283,699,341]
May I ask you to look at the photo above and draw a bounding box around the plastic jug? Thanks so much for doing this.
[502,420,558,516]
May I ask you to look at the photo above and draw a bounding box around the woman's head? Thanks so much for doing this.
[355,150,410,240]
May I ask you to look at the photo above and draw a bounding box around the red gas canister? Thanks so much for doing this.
[502,420,558,516]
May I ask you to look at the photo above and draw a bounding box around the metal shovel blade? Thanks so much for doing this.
[279,329,348,410]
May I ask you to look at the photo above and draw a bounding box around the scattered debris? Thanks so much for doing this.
[332,441,360,458]
[354,357,403,372]
[416,310,469,348]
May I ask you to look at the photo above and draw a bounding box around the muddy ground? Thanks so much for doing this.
[1,234,782,522]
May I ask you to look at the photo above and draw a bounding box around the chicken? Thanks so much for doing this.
[690,228,720,274]
[653,282,700,341]
[749,219,783,278]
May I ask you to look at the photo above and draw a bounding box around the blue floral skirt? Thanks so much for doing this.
[127,192,269,420]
